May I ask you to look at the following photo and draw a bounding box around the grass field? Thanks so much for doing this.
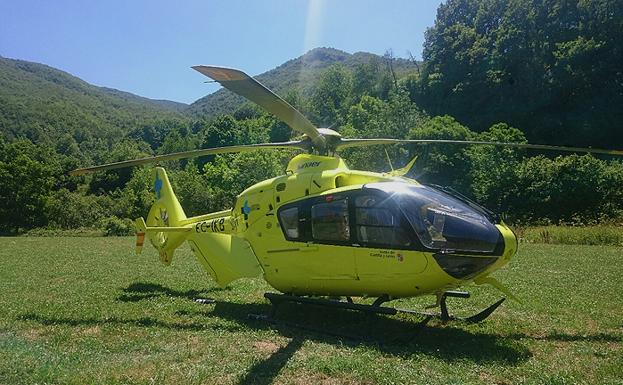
[0,237,621,385]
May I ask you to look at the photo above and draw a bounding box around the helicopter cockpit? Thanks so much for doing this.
[278,182,503,254]
[365,182,503,254]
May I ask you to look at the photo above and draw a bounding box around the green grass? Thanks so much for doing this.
[23,227,106,237]
[0,237,621,385]
[517,225,623,246]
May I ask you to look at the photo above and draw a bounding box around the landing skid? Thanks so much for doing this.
[255,291,505,327]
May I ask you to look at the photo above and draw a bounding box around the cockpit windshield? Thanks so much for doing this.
[365,182,501,253]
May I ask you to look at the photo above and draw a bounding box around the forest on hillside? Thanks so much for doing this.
[1,0,622,235]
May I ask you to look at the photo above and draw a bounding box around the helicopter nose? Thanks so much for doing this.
[432,224,517,280]
[432,253,500,279]
[499,224,519,262]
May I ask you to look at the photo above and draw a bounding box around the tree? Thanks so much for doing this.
[412,0,623,148]
[467,123,527,212]
[341,89,427,172]
[88,140,151,194]
[310,65,354,127]
[0,140,57,233]
[201,115,240,149]
[407,115,475,191]
[202,151,291,212]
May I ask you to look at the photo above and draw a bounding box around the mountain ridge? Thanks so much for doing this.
[0,55,187,147]
[0,55,188,110]
[0,48,419,147]
[187,47,420,117]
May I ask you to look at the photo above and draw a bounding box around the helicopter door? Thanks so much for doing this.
[264,194,356,294]
[351,193,427,283]
[277,195,356,280]
[304,195,357,281]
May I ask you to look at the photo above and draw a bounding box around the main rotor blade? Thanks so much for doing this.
[192,65,326,149]
[337,138,623,156]
[69,141,306,176]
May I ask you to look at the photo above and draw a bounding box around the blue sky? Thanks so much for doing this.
[0,1,443,104]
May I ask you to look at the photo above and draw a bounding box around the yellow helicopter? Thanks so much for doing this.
[71,66,623,324]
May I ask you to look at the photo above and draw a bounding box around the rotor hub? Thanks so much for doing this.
[304,128,342,154]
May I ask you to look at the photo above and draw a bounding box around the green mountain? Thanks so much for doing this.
[187,47,420,117]
[0,48,419,149]
[0,56,187,148]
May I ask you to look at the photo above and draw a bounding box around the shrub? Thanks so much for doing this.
[101,216,134,236]
[518,225,623,246]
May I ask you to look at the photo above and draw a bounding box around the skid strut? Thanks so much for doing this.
[261,291,505,325]
[265,292,397,316]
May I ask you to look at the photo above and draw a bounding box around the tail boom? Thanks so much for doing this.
[134,167,261,287]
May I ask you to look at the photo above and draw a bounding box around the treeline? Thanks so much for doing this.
[1,66,622,234]
[407,117,623,224]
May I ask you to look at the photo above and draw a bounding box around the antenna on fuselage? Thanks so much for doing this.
[384,148,394,172]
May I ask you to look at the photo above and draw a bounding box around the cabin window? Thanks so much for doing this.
[278,206,300,240]
[311,198,350,242]
[366,182,501,253]
[354,195,411,247]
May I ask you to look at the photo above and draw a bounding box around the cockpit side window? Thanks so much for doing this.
[278,206,300,240]
[311,198,350,242]
[354,194,411,247]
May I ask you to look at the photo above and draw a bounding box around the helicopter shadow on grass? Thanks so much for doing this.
[115,282,532,366]
[22,281,619,385]
[19,282,241,334]
[177,301,534,385]
[113,282,532,385]
[115,282,230,303]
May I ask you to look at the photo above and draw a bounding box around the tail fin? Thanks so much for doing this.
[151,167,186,225]
[137,167,189,265]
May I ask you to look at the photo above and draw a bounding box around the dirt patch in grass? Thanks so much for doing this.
[78,325,102,336]
[478,371,511,385]
[120,362,159,383]
[22,328,45,341]
[254,340,282,354]
[277,371,370,385]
